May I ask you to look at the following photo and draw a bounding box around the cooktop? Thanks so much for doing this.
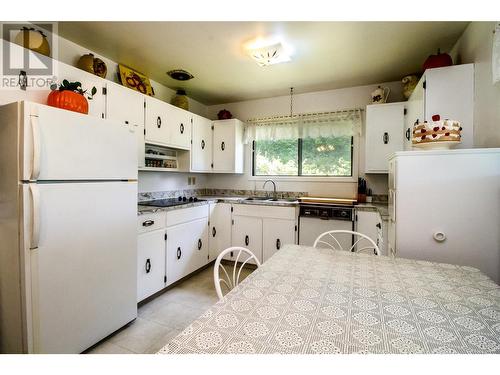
[139,197,205,208]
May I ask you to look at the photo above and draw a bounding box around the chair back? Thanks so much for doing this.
[213,246,261,300]
[313,230,380,255]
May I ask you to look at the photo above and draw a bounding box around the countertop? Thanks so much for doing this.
[138,196,389,219]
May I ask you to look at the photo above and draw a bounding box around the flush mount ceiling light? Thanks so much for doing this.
[245,38,292,67]
[167,69,194,81]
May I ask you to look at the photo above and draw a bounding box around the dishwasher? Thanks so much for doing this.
[298,204,355,249]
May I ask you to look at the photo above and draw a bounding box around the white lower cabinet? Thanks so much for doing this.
[208,202,232,261]
[262,218,296,262]
[355,210,384,255]
[166,206,209,286]
[137,211,167,302]
[231,215,263,264]
[137,229,166,302]
[230,204,298,264]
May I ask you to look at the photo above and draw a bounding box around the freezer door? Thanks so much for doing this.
[23,181,137,353]
[21,102,137,181]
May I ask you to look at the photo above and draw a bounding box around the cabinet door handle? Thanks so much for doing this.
[276,238,281,250]
[245,235,249,246]
[201,139,205,149]
[221,141,225,151]
[125,120,129,125]
[198,239,202,250]
[142,220,155,227]
[376,223,381,229]
[177,247,182,260]
[180,123,184,134]
[157,116,162,128]
[405,128,411,141]
[383,132,389,144]
[145,258,151,273]
[212,226,216,237]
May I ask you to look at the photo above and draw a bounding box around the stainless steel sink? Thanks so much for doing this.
[245,196,270,201]
[244,197,298,203]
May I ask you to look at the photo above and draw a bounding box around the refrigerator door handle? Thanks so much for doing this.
[31,116,41,180]
[30,184,40,249]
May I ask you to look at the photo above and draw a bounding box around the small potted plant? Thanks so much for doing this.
[47,80,97,115]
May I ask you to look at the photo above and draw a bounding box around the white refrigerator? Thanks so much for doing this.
[0,101,138,353]
[388,149,500,284]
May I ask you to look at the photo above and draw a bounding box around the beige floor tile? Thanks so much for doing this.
[85,341,135,354]
[145,301,205,330]
[144,328,182,354]
[109,317,170,353]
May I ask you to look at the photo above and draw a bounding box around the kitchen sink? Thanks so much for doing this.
[245,196,270,201]
[244,197,298,203]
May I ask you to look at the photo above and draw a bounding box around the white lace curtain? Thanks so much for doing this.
[244,109,362,143]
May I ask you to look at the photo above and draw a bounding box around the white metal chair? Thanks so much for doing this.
[213,246,261,300]
[313,230,380,255]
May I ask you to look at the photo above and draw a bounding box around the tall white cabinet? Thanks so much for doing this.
[404,63,474,150]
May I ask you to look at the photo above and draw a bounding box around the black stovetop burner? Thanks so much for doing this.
[139,196,204,208]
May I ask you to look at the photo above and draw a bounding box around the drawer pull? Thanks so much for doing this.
[157,116,162,128]
[201,139,205,149]
[221,141,225,151]
[145,258,151,273]
[245,235,249,246]
[198,239,202,250]
[177,247,182,260]
[180,123,184,134]
[212,227,216,237]
[276,238,281,250]
[142,220,155,227]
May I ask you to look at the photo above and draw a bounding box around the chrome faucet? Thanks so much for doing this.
[263,179,277,200]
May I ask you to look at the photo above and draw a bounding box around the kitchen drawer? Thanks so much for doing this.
[137,211,166,233]
[166,204,209,227]
[232,204,297,220]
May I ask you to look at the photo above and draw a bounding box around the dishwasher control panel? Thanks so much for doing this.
[299,205,353,221]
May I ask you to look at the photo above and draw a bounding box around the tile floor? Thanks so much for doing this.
[85,264,252,354]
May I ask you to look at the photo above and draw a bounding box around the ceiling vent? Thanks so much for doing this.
[167,69,194,81]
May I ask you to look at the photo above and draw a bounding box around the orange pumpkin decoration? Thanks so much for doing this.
[47,90,89,114]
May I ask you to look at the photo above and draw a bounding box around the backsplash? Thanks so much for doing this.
[138,188,308,202]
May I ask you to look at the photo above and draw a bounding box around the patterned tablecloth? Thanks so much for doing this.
[159,244,500,354]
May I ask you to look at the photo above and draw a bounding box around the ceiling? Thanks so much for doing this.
[58,22,469,105]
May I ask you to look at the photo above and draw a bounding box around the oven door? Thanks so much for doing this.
[299,217,353,249]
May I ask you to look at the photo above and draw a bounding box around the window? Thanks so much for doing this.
[253,135,353,177]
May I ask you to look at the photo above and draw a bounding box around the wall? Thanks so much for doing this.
[450,22,500,148]
[205,82,404,198]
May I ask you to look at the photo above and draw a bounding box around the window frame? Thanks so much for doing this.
[250,135,358,183]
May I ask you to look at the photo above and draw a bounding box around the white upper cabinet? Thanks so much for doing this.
[57,62,106,119]
[105,82,145,168]
[144,96,191,150]
[191,114,213,172]
[144,96,171,147]
[169,107,192,150]
[405,64,474,149]
[365,102,405,173]
[212,119,244,173]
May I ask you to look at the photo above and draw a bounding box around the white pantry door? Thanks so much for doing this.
[24,181,137,353]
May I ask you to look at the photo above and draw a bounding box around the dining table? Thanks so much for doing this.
[158,244,500,354]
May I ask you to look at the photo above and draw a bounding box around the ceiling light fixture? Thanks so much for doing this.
[167,69,194,81]
[245,37,292,67]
